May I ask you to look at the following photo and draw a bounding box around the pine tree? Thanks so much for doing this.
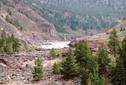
[108,29,119,57]
[80,68,89,85]
[11,34,20,52]
[52,62,61,74]
[0,30,7,54]
[74,42,92,85]
[74,42,92,67]
[5,36,13,54]
[97,48,110,76]
[89,57,105,85]
[90,73,105,85]
[0,31,21,54]
[112,58,125,85]
[33,58,43,81]
[112,37,126,85]
[121,37,126,72]
[61,51,78,80]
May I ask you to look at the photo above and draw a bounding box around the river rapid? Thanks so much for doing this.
[41,41,71,49]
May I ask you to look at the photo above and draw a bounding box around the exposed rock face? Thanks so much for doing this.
[0,0,63,45]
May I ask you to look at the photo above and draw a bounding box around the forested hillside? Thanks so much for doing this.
[23,0,126,35]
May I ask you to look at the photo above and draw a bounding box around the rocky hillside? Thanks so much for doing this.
[0,0,63,45]
[0,0,126,44]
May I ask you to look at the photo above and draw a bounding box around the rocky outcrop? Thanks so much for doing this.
[0,0,63,46]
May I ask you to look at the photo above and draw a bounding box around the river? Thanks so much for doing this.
[41,41,71,49]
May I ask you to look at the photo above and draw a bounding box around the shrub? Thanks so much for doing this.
[50,49,59,58]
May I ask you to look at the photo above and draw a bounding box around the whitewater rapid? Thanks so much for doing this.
[41,41,71,49]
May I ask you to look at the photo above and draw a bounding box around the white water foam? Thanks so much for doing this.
[41,41,70,49]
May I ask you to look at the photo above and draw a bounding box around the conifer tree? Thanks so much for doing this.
[80,68,89,85]
[33,58,43,81]
[112,37,126,85]
[61,51,78,79]
[11,34,20,52]
[112,57,125,85]
[97,48,110,76]
[120,37,126,73]
[74,42,92,67]
[74,42,92,85]
[5,36,13,53]
[0,30,7,53]
[0,31,21,54]
[108,29,119,57]
[89,57,105,85]
[111,56,125,85]
[90,73,105,85]
[52,62,61,74]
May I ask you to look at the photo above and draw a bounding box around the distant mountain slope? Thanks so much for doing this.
[90,20,126,41]
[23,0,126,35]
[112,20,126,39]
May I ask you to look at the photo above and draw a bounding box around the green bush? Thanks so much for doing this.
[50,49,59,58]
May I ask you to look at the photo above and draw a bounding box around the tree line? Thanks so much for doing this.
[33,29,126,85]
[0,30,21,54]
